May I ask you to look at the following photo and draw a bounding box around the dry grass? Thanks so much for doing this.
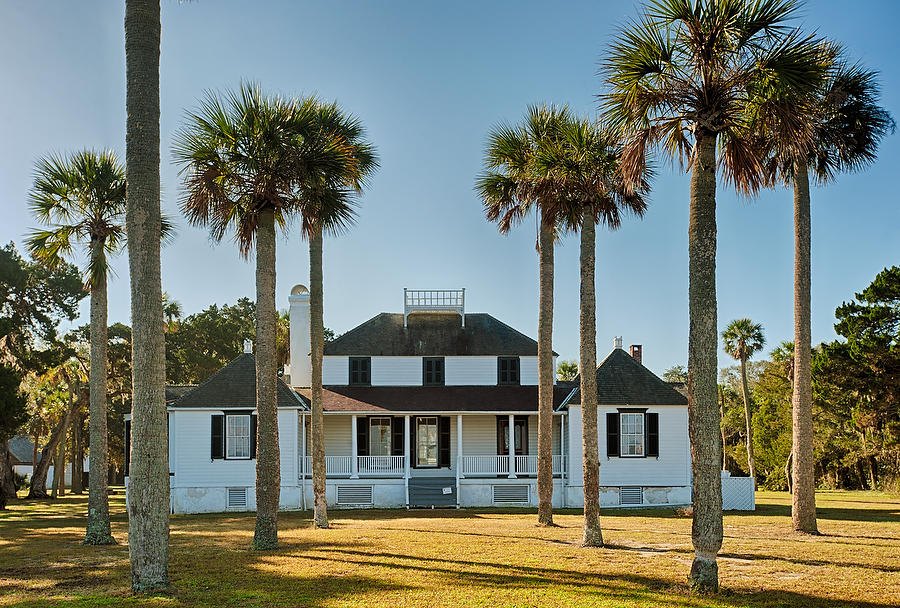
[1,490,898,607]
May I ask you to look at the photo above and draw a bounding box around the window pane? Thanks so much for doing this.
[619,413,644,456]
[416,417,438,466]
[370,417,392,456]
[226,414,250,459]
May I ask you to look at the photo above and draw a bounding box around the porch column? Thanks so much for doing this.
[404,415,411,507]
[456,415,464,479]
[508,413,516,479]
[350,414,359,479]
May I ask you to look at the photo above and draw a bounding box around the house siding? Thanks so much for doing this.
[323,356,349,385]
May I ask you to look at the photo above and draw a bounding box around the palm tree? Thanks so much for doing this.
[174,84,346,549]
[538,116,649,545]
[477,104,572,525]
[601,0,826,591]
[299,103,378,530]
[721,318,765,482]
[26,149,125,545]
[162,292,182,333]
[761,57,895,534]
[125,0,169,589]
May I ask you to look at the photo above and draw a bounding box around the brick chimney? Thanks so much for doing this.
[629,344,642,364]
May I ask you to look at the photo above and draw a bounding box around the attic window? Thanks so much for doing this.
[498,357,520,385]
[423,357,444,386]
[349,357,371,386]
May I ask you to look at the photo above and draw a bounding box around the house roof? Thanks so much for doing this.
[8,436,36,464]
[324,312,557,357]
[172,353,308,409]
[296,385,574,413]
[166,384,196,405]
[566,348,688,406]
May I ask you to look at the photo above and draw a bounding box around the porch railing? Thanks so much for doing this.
[461,454,566,476]
[301,455,352,477]
[357,455,405,476]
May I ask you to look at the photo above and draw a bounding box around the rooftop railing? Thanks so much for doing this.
[403,288,465,327]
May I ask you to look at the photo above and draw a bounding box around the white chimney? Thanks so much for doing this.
[288,284,312,388]
[243,339,253,354]
[614,336,623,349]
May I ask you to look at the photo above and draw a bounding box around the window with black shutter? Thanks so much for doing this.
[423,357,444,386]
[349,357,371,385]
[496,416,528,455]
[438,416,451,468]
[606,412,620,457]
[124,419,131,476]
[357,417,370,456]
[250,414,257,459]
[391,417,404,456]
[498,357,520,385]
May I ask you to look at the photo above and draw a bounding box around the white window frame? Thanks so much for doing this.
[226,414,251,460]
[369,417,392,456]
[619,412,644,457]
[415,416,439,468]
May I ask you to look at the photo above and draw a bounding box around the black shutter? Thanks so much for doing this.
[357,416,369,456]
[517,416,529,455]
[124,419,131,476]
[646,412,659,457]
[250,414,258,459]
[391,417,404,456]
[606,413,620,457]
[211,414,225,460]
[438,416,451,468]
[496,416,506,455]
[410,417,417,467]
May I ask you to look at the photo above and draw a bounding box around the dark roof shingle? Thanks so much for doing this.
[172,353,308,409]
[297,385,574,413]
[324,313,556,356]
[568,348,688,406]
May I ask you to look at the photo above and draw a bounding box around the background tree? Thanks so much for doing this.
[556,360,578,382]
[162,292,182,333]
[537,115,648,546]
[26,149,126,544]
[762,55,895,534]
[299,101,378,530]
[125,0,169,590]
[663,365,687,383]
[601,0,825,590]
[0,364,29,509]
[477,104,571,526]
[175,84,349,548]
[722,319,765,482]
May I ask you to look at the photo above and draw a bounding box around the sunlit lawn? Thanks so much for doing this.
[1,489,898,607]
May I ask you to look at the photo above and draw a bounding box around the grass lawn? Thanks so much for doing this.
[1,490,898,607]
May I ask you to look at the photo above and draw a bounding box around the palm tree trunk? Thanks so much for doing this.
[125,0,169,590]
[71,410,83,494]
[253,207,280,550]
[739,357,755,482]
[537,214,555,526]
[686,132,723,593]
[791,161,817,534]
[310,226,328,529]
[579,211,602,546]
[86,245,114,544]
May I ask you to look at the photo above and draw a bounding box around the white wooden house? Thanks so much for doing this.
[126,286,714,513]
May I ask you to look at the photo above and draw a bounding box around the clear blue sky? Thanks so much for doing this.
[1,1,897,376]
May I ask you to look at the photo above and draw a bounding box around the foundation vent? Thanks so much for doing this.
[337,485,374,505]
[619,487,643,505]
[492,484,530,504]
[227,487,248,509]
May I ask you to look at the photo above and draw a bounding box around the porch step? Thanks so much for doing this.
[408,477,457,508]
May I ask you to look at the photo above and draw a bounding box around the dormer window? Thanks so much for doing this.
[497,356,520,385]
[349,357,371,385]
[423,357,444,386]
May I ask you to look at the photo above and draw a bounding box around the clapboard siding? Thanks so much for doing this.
[519,356,542,385]
[444,356,497,385]
[371,357,423,386]
[172,409,298,487]
[323,356,349,385]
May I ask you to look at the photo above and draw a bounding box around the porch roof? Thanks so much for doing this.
[299,385,574,413]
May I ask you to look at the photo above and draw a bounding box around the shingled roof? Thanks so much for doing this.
[324,313,557,357]
[566,348,688,406]
[297,385,574,413]
[172,353,308,409]
[8,436,36,465]
[166,385,196,405]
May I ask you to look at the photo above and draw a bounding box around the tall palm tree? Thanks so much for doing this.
[601,0,826,591]
[762,58,894,533]
[721,318,765,482]
[477,104,570,526]
[162,292,182,333]
[537,117,649,545]
[125,0,169,590]
[26,149,125,545]
[174,84,346,549]
[300,103,378,530]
